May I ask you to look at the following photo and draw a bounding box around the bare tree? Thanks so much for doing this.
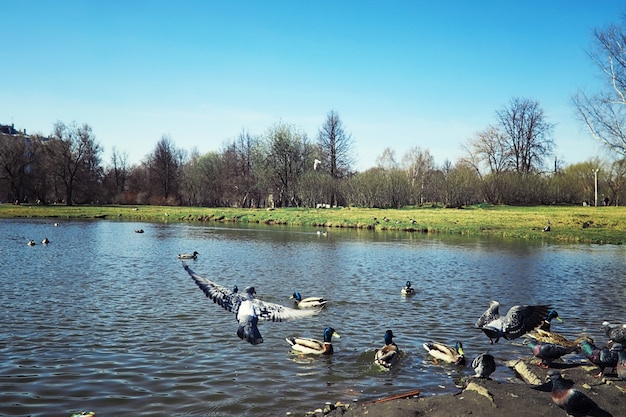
[317,110,355,206]
[496,97,555,173]
[463,125,511,176]
[222,130,261,207]
[376,147,399,170]
[102,147,128,203]
[47,121,102,205]
[574,18,626,157]
[262,122,310,207]
[0,133,42,203]
[402,146,434,205]
[145,135,184,204]
[607,157,626,205]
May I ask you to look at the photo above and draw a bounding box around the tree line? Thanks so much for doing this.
[2,18,626,209]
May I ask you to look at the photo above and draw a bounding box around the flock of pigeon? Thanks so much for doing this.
[180,263,626,415]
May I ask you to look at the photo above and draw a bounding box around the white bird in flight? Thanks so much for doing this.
[182,263,319,345]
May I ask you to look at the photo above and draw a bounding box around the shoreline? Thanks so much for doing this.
[305,357,624,417]
[1,203,626,244]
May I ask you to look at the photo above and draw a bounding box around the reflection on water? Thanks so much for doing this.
[1,219,625,416]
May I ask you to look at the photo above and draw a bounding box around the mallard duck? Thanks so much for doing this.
[42,237,50,244]
[471,353,496,378]
[547,370,602,417]
[401,281,416,296]
[475,300,551,344]
[523,328,592,348]
[286,326,340,355]
[178,251,199,260]
[375,330,400,369]
[601,321,626,344]
[182,263,318,345]
[290,292,328,309]
[423,341,466,365]
[539,309,562,331]
[578,339,619,378]
[526,339,576,368]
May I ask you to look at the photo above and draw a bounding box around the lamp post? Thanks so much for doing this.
[594,168,599,207]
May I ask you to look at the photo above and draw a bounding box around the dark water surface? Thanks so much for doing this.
[1,219,625,416]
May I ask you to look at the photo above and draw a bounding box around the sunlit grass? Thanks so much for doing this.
[1,203,625,244]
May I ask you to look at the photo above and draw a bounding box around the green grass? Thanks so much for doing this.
[1,203,625,244]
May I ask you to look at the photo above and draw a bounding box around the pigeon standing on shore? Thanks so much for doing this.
[471,353,496,378]
[547,370,607,417]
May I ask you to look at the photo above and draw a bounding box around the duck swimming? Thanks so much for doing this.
[286,326,340,355]
[475,300,551,344]
[401,281,416,296]
[423,341,466,366]
[374,330,400,369]
[182,263,318,345]
[178,251,199,260]
[290,292,328,309]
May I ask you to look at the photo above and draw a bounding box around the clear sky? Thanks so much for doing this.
[1,1,622,171]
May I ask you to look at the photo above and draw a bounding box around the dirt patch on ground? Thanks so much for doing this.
[310,357,625,417]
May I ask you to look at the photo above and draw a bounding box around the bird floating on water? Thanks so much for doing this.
[374,330,400,369]
[27,240,35,246]
[475,300,551,344]
[286,326,340,355]
[401,280,416,296]
[182,263,318,345]
[423,341,466,366]
[42,237,49,244]
[471,353,496,378]
[178,251,199,260]
[290,292,328,309]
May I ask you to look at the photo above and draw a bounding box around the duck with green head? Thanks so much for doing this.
[401,281,416,296]
[286,326,340,355]
[423,340,466,365]
[375,330,400,368]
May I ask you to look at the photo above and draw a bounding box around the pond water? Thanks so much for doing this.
[1,219,625,416]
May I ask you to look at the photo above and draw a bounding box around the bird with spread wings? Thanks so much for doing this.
[182,263,319,345]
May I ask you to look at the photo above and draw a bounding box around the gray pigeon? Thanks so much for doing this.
[472,352,496,378]
[475,300,551,344]
[182,263,318,345]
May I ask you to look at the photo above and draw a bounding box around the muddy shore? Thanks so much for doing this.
[306,357,625,417]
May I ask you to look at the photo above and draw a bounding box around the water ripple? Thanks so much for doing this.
[1,219,625,416]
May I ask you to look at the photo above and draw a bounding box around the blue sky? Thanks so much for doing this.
[1,1,622,171]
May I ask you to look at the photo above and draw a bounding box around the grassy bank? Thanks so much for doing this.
[1,203,625,244]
